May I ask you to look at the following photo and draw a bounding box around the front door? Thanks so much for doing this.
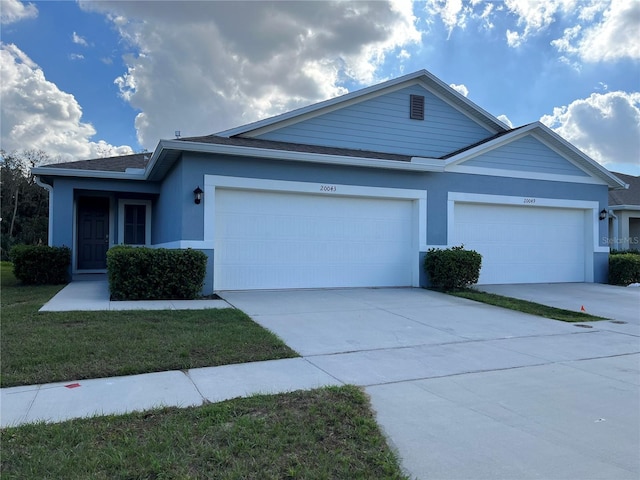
[77,197,110,270]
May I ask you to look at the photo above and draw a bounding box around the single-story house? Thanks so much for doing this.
[32,69,627,293]
[608,172,639,251]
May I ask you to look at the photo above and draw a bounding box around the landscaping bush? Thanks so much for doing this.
[609,253,640,286]
[9,245,70,285]
[424,245,482,291]
[107,246,207,300]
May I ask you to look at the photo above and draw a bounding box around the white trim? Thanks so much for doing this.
[447,192,602,282]
[156,139,437,173]
[117,199,152,246]
[609,205,640,211]
[445,165,606,185]
[204,175,427,287]
[153,241,214,249]
[31,167,145,180]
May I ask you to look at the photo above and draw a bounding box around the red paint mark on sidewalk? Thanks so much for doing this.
[64,383,81,389]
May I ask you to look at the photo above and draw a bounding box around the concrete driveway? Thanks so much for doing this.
[476,282,640,324]
[222,287,640,480]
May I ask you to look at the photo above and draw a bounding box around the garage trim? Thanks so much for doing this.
[204,175,427,288]
[447,192,606,283]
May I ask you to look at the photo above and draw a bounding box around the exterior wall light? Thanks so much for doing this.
[193,186,203,205]
[599,209,607,221]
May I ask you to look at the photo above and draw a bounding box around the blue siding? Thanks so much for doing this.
[153,162,184,243]
[255,85,494,157]
[179,151,609,251]
[463,135,590,176]
[46,151,609,291]
[49,177,159,250]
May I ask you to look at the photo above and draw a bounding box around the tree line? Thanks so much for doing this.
[0,150,50,260]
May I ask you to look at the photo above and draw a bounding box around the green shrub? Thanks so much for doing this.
[424,245,482,291]
[610,249,640,255]
[609,253,640,286]
[9,245,71,285]
[107,246,207,300]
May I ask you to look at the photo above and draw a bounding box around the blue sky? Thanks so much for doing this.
[1,0,639,174]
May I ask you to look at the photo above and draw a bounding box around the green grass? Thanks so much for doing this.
[449,288,608,323]
[1,262,297,387]
[0,385,409,479]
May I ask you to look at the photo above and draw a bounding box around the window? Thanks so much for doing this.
[410,94,425,120]
[118,200,151,245]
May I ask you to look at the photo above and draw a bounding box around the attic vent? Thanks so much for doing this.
[410,94,425,120]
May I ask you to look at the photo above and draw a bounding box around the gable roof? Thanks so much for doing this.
[217,69,511,138]
[31,70,627,190]
[432,122,626,188]
[609,172,639,206]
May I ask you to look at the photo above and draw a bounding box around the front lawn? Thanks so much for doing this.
[0,262,297,387]
[449,288,608,323]
[0,385,409,479]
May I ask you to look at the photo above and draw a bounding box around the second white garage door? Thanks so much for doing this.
[453,203,586,284]
[214,189,415,290]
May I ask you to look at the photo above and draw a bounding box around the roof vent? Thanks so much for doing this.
[410,94,425,120]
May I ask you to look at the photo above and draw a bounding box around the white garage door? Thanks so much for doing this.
[453,203,586,284]
[214,189,415,290]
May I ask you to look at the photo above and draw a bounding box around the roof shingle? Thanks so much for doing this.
[609,172,639,206]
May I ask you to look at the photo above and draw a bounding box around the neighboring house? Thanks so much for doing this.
[608,172,639,251]
[32,70,627,293]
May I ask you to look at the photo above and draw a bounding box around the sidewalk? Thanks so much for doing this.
[1,358,342,428]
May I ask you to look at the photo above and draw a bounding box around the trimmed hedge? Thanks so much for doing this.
[609,253,640,286]
[424,245,482,291]
[107,246,207,300]
[9,245,71,285]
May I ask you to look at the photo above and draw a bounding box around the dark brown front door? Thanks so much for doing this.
[77,197,109,269]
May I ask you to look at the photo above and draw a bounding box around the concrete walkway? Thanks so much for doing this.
[39,280,232,311]
[3,284,639,479]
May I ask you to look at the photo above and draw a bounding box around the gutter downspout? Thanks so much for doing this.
[608,210,618,251]
[34,176,53,246]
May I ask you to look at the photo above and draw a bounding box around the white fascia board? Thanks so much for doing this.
[609,205,640,211]
[30,166,146,180]
[446,165,606,184]
[156,139,441,173]
[410,157,445,171]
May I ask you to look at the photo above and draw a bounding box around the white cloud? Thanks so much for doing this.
[72,32,88,47]
[503,0,575,47]
[553,0,640,62]
[541,91,640,167]
[69,53,84,61]
[0,0,37,25]
[0,43,133,161]
[449,83,469,96]
[80,1,421,149]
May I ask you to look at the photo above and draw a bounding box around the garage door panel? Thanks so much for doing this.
[453,203,586,284]
[214,189,414,290]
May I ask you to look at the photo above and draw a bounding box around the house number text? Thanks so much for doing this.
[320,185,337,192]
[523,198,536,204]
